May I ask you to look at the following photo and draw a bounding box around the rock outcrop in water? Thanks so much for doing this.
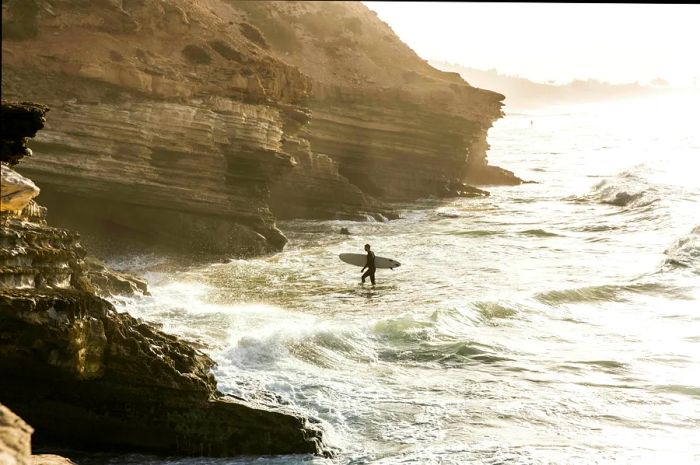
[0,100,330,458]
[1,0,519,256]
[0,289,328,457]
[0,100,47,167]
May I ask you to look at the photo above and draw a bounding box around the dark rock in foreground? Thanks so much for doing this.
[0,99,331,459]
[0,289,329,457]
[0,100,48,166]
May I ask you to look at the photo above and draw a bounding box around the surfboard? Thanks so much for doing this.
[339,253,401,269]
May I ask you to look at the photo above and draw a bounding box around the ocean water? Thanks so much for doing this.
[95,93,699,465]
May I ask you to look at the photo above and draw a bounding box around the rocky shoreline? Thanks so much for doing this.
[2,0,520,258]
[2,1,525,461]
[1,100,331,459]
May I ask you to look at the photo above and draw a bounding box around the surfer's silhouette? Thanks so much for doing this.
[361,243,376,285]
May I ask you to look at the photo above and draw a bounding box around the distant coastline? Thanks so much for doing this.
[430,60,683,111]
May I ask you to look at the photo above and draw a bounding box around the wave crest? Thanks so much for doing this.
[569,168,661,211]
[662,225,700,274]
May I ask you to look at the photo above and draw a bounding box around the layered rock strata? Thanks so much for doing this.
[241,1,523,197]
[2,0,519,256]
[0,0,383,254]
[0,100,330,458]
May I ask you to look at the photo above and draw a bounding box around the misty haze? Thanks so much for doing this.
[1,2,698,465]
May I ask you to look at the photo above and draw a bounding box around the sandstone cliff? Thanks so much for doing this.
[1,403,76,465]
[2,0,519,256]
[0,101,330,458]
[241,1,521,198]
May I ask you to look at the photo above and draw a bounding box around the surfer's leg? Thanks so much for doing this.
[361,270,370,283]
[370,269,376,285]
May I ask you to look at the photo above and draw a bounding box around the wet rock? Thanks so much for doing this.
[0,289,329,457]
[465,164,524,186]
[0,98,330,458]
[83,256,148,297]
[443,181,491,198]
[0,218,87,291]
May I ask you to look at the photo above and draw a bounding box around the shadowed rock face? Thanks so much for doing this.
[0,100,48,166]
[242,1,522,196]
[0,100,331,458]
[1,0,520,257]
[0,290,328,457]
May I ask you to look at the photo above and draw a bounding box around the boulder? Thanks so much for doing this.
[0,165,40,212]
[0,403,33,465]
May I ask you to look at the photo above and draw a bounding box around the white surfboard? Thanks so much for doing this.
[339,253,401,269]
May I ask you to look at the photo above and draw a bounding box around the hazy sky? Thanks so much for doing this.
[363,2,700,88]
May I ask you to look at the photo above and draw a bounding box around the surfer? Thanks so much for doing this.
[361,243,376,285]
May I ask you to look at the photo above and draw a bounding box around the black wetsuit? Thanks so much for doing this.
[362,251,376,285]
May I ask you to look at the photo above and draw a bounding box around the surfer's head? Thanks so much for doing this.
[364,243,371,251]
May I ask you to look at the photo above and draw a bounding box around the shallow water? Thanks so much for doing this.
[98,93,700,465]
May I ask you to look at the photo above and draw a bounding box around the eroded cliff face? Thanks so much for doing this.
[2,0,303,255]
[236,1,522,198]
[2,0,519,256]
[0,100,330,458]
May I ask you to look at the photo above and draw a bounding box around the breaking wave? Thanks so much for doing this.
[662,225,700,274]
[568,168,661,210]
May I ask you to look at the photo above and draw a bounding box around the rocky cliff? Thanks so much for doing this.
[0,289,328,457]
[242,1,521,198]
[0,100,330,458]
[2,0,519,256]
